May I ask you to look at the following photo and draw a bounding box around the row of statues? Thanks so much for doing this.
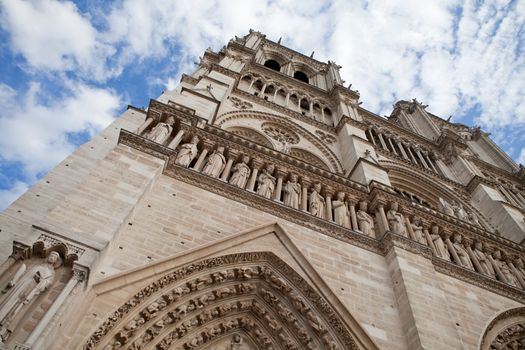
[438,197,482,227]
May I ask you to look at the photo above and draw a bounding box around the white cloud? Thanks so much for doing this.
[0,82,120,180]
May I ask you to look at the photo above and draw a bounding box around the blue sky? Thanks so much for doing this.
[0,0,524,210]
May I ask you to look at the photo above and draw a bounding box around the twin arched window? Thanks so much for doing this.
[264,59,310,84]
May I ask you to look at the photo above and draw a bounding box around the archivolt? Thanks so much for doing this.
[479,307,525,350]
[84,252,361,350]
[215,111,343,173]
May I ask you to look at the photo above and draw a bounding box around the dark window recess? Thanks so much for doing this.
[293,71,309,83]
[264,59,281,71]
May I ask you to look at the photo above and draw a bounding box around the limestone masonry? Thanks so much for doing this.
[0,30,524,350]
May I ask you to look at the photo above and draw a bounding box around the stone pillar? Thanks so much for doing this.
[424,152,438,173]
[349,202,358,231]
[405,217,417,241]
[25,266,87,347]
[367,129,376,146]
[406,146,419,164]
[376,204,389,234]
[444,236,461,266]
[423,228,437,252]
[137,116,154,135]
[466,246,483,275]
[488,255,508,284]
[397,141,410,160]
[285,93,290,107]
[387,137,398,155]
[300,178,310,212]
[415,149,430,169]
[325,189,333,221]
[273,170,285,202]
[246,160,263,192]
[193,148,209,171]
[168,129,185,149]
[220,149,238,182]
[509,263,525,289]
[377,132,388,150]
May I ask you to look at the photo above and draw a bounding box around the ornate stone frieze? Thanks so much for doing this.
[315,130,337,144]
[229,96,253,110]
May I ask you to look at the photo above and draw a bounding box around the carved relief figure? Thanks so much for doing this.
[410,217,426,244]
[283,174,301,209]
[229,155,251,188]
[256,164,276,198]
[430,226,450,261]
[472,241,495,277]
[333,192,350,228]
[493,251,519,287]
[438,198,455,217]
[514,258,525,282]
[451,233,474,270]
[227,334,246,350]
[202,147,226,178]
[175,136,199,167]
[309,183,325,219]
[452,201,468,221]
[146,117,174,143]
[387,202,407,237]
[356,201,375,236]
[0,251,61,341]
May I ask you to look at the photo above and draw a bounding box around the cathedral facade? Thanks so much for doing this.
[0,30,525,349]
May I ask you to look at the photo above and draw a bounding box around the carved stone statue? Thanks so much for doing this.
[146,117,174,143]
[0,251,61,342]
[175,136,199,167]
[229,155,251,188]
[430,226,450,261]
[387,202,407,237]
[438,198,455,217]
[451,234,474,270]
[283,174,301,209]
[452,201,468,221]
[227,334,245,350]
[333,192,350,228]
[309,183,325,219]
[472,242,495,277]
[514,258,525,282]
[356,201,375,236]
[256,164,276,199]
[493,251,519,287]
[411,217,426,245]
[202,147,226,178]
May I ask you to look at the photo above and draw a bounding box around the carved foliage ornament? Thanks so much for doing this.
[230,96,253,110]
[84,252,360,350]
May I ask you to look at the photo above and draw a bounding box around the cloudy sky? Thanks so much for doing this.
[0,0,524,210]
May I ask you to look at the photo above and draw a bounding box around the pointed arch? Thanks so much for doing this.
[289,147,329,171]
[225,126,274,149]
[215,111,344,173]
[479,307,525,350]
[82,223,379,350]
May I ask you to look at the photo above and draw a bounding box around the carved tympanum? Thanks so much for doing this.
[84,252,362,350]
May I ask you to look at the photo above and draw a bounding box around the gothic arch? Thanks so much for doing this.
[83,252,371,350]
[380,159,490,227]
[225,126,274,149]
[215,111,344,173]
[479,307,525,350]
[289,147,330,171]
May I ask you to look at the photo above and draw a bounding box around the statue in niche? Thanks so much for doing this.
[438,198,455,217]
[309,183,325,219]
[472,241,495,277]
[333,192,350,228]
[229,155,251,189]
[256,164,276,198]
[283,174,301,209]
[202,146,226,178]
[430,226,450,261]
[356,201,375,236]
[411,217,426,245]
[493,251,519,287]
[0,251,62,342]
[451,233,474,270]
[452,201,468,221]
[387,202,407,237]
[146,116,175,143]
[175,136,199,167]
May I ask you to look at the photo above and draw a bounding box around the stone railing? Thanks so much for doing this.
[120,100,525,302]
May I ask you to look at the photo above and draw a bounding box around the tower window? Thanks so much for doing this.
[264,59,281,72]
[293,71,309,83]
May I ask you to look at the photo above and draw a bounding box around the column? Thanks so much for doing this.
[0,246,29,278]
[377,132,388,150]
[137,117,154,135]
[367,130,376,146]
[26,267,87,347]
[285,93,290,107]
[248,79,255,92]
[397,141,410,160]
[466,246,483,274]
[423,228,437,252]
[168,129,185,149]
[387,137,398,155]
[376,204,389,234]
[246,160,263,192]
[416,149,430,169]
[405,217,417,241]
[192,147,209,172]
[220,150,237,182]
[309,102,314,119]
[300,178,310,212]
[325,189,333,221]
[488,255,508,284]
[261,83,267,95]
[349,202,358,231]
[406,145,419,164]
[273,170,285,202]
[509,263,525,289]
